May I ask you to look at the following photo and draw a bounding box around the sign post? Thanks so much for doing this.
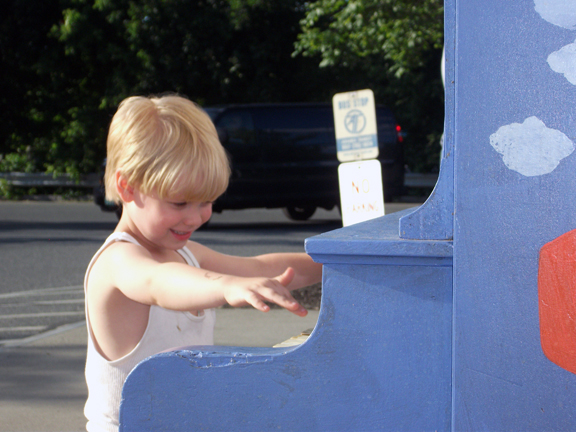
[332,89,385,226]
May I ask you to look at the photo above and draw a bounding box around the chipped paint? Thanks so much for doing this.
[174,350,274,368]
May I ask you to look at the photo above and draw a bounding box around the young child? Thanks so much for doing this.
[83,94,322,432]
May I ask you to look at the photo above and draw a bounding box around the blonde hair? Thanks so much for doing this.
[104,95,230,204]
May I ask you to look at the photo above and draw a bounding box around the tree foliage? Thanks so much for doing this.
[0,0,445,181]
[295,0,444,77]
[295,0,445,172]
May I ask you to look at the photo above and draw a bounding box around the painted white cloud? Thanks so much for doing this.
[490,116,574,176]
[534,0,576,30]
[548,40,576,85]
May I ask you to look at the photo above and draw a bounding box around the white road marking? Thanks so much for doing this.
[0,326,47,332]
[33,299,85,305]
[0,321,86,349]
[0,285,83,299]
[0,311,85,319]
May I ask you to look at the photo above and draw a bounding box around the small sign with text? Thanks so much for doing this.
[332,89,378,162]
[338,159,385,227]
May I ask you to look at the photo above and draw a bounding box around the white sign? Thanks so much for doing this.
[332,89,378,162]
[338,159,385,227]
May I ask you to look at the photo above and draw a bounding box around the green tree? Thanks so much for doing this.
[1,0,236,176]
[1,0,332,178]
[0,0,444,182]
[295,0,443,77]
[0,0,144,176]
[219,0,336,102]
[0,1,65,173]
[294,0,445,172]
[47,0,239,175]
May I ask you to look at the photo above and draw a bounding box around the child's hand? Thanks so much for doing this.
[223,267,307,317]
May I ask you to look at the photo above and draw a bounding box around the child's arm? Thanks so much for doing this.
[99,241,311,316]
[188,240,322,291]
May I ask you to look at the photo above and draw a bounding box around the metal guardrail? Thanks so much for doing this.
[404,173,439,188]
[0,172,100,188]
[0,172,438,190]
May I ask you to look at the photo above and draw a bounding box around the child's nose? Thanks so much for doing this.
[184,207,203,226]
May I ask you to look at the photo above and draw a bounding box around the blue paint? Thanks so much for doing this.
[451,1,576,429]
[306,209,453,266]
[120,0,576,430]
[121,238,453,431]
[399,0,455,241]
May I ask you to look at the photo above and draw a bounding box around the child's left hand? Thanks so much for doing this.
[221,267,308,317]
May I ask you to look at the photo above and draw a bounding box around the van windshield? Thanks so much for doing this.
[253,106,333,130]
[203,108,223,121]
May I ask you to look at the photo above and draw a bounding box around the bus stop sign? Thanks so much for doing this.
[332,89,378,162]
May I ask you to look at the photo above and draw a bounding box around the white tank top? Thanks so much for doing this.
[84,232,215,432]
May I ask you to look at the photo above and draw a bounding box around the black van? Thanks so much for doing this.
[205,103,404,220]
[94,103,404,221]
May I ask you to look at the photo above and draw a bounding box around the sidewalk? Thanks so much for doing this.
[0,308,319,432]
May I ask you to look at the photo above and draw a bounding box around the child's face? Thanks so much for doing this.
[126,188,212,251]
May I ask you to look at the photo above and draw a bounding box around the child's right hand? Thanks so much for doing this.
[222,267,307,317]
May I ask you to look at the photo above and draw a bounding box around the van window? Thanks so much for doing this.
[254,106,333,130]
[217,111,256,145]
[254,106,335,150]
[376,108,397,145]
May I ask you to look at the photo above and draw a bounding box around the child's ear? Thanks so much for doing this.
[115,171,135,202]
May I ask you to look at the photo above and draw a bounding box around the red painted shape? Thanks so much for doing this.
[538,229,576,375]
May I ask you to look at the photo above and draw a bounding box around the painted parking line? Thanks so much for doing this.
[0,285,83,299]
[0,311,85,319]
[33,299,85,305]
[0,320,86,350]
[0,326,47,332]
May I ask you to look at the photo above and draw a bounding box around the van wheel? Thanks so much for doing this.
[282,206,316,221]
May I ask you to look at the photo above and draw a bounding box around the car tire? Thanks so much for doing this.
[282,206,316,221]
